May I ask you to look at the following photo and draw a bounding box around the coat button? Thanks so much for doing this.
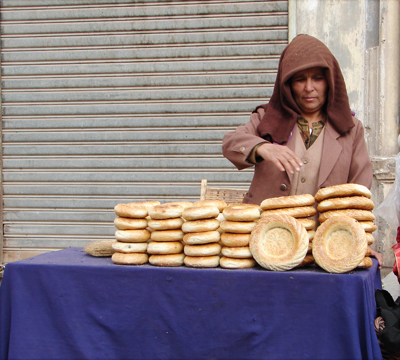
[301,178,306,183]
[280,184,287,191]
[239,147,245,153]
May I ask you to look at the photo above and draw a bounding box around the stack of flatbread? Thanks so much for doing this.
[146,201,192,267]
[218,203,260,269]
[181,200,226,268]
[259,194,317,267]
[315,183,375,271]
[111,201,160,265]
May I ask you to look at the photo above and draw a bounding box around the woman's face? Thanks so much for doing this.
[290,67,328,118]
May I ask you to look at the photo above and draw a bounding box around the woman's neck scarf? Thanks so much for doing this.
[256,34,354,145]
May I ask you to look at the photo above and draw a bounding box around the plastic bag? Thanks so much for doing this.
[375,152,400,230]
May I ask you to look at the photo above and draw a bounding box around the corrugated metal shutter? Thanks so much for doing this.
[0,0,288,262]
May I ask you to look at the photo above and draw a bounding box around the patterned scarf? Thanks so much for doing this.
[297,117,327,149]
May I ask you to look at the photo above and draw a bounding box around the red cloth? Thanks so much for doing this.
[256,34,354,145]
[393,227,400,282]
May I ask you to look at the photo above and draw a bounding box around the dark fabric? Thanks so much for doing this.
[375,289,400,353]
[0,248,382,360]
[256,34,354,145]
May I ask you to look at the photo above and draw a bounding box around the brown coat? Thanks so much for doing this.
[222,108,373,205]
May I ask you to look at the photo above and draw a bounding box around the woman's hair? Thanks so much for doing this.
[257,34,354,144]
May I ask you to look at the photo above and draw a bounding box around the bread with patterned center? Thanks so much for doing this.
[249,214,309,271]
[312,216,367,273]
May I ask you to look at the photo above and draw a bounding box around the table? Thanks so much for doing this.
[0,247,383,360]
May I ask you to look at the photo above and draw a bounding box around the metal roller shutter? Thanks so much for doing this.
[0,0,288,262]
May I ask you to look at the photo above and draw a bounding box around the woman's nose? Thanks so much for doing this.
[305,78,314,91]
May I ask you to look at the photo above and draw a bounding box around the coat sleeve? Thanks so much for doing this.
[222,111,268,170]
[347,119,373,188]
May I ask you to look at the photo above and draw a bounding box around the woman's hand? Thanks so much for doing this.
[370,249,383,269]
[256,143,303,174]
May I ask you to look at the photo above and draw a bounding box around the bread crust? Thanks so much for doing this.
[357,256,373,268]
[220,233,250,247]
[219,256,256,269]
[148,204,184,219]
[192,200,227,212]
[115,229,151,243]
[260,194,315,210]
[147,217,184,230]
[182,231,220,245]
[318,209,375,223]
[358,221,377,233]
[111,252,148,265]
[149,253,185,267]
[182,206,220,220]
[183,255,220,268]
[222,204,261,222]
[112,241,148,253]
[314,183,371,202]
[317,196,375,212]
[114,203,148,218]
[146,241,183,255]
[150,229,184,242]
[312,216,367,273]
[249,214,309,271]
[219,220,257,234]
[184,243,221,256]
[221,246,252,259]
[296,217,316,230]
[182,218,220,233]
[261,206,316,219]
[84,240,115,257]
[114,217,148,230]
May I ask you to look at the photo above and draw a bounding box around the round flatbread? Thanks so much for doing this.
[261,206,316,219]
[312,216,367,274]
[150,229,184,242]
[318,209,375,223]
[84,240,115,257]
[220,233,251,247]
[146,241,183,255]
[184,255,220,268]
[221,246,252,259]
[315,183,371,202]
[249,214,309,271]
[184,243,221,256]
[148,204,184,219]
[149,253,185,267]
[182,218,220,233]
[114,217,148,230]
[114,204,148,218]
[222,204,261,222]
[147,217,184,230]
[219,256,256,269]
[192,200,227,212]
[296,217,317,230]
[260,194,315,210]
[111,252,148,265]
[115,229,151,243]
[182,206,220,221]
[112,241,148,253]
[317,196,375,212]
[219,220,257,234]
[182,230,220,245]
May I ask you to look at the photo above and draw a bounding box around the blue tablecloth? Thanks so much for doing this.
[0,247,383,360]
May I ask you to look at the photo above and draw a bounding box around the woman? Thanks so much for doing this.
[222,34,383,266]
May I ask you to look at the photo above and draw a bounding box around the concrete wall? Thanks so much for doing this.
[291,0,400,272]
